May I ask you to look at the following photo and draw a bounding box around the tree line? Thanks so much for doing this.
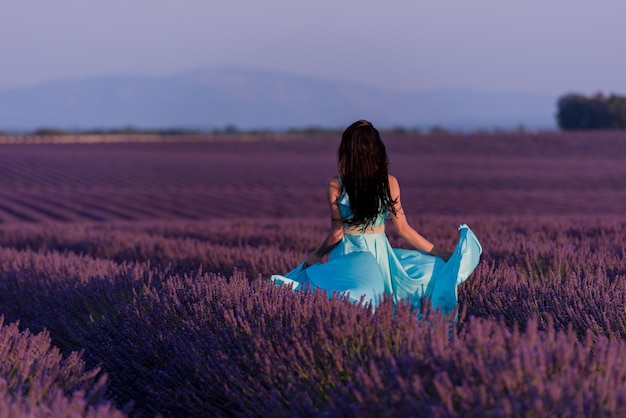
[557,93,626,130]
[3,93,626,135]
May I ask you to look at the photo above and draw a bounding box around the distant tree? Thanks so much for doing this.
[606,95,626,128]
[157,128,204,135]
[386,126,408,135]
[428,125,450,136]
[557,94,589,130]
[112,126,142,134]
[557,92,626,130]
[222,125,239,135]
[33,127,68,136]
[286,126,324,135]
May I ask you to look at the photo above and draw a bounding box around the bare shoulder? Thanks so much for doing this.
[327,176,342,199]
[388,174,400,193]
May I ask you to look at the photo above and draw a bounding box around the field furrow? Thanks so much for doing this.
[0,133,624,221]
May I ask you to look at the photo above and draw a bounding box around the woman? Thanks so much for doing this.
[271,120,481,314]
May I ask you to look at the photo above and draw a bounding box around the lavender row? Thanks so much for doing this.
[1,249,625,416]
[0,215,623,279]
[1,133,625,222]
[86,270,626,416]
[0,215,624,415]
[0,216,624,340]
[0,316,124,417]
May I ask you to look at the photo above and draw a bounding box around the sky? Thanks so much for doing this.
[1,1,625,96]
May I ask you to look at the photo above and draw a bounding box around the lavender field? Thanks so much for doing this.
[0,132,625,416]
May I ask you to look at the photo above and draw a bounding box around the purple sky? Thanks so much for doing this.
[1,1,625,95]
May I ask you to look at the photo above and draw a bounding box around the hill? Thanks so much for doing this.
[0,67,555,131]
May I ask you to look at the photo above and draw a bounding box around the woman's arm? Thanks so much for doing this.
[388,175,453,261]
[303,177,344,268]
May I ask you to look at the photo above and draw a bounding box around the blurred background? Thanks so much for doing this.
[1,1,625,133]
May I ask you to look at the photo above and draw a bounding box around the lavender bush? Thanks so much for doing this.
[0,317,124,417]
[0,216,624,416]
[0,132,625,415]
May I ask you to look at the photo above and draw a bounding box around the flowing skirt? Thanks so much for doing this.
[270,224,482,314]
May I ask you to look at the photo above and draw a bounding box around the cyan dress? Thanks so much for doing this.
[270,177,482,314]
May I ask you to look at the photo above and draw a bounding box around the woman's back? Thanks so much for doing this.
[336,174,388,229]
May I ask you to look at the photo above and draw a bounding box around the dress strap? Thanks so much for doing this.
[337,174,342,186]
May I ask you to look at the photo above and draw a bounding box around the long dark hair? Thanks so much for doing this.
[338,120,397,226]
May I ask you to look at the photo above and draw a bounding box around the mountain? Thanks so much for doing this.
[0,67,556,131]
